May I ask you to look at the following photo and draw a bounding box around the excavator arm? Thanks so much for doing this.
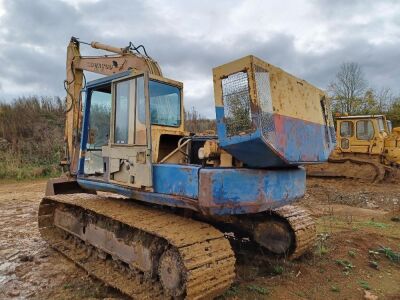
[62,37,162,175]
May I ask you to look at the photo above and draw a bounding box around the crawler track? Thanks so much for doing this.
[38,194,235,299]
[274,205,316,259]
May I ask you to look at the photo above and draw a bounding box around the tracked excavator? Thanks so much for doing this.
[38,37,335,299]
[307,114,400,182]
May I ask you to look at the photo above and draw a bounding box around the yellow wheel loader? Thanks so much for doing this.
[307,114,400,182]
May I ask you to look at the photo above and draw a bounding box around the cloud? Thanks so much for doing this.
[0,0,399,117]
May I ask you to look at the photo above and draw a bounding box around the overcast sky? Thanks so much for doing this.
[0,0,399,117]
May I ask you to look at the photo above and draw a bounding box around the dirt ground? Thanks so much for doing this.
[0,178,399,299]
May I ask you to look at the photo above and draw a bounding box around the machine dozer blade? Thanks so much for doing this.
[306,157,395,183]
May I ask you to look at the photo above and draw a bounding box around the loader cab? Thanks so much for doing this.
[79,70,186,189]
[336,115,388,154]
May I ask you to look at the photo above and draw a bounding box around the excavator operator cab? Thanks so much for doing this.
[80,70,185,189]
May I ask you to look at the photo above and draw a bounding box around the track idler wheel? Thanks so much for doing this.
[253,218,295,256]
[158,248,186,297]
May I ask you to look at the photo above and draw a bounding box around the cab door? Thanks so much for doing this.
[337,120,354,152]
[352,119,377,154]
[105,73,152,189]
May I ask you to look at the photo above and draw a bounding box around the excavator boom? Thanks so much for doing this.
[63,37,162,175]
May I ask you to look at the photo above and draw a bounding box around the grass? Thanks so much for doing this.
[63,283,73,289]
[0,161,61,180]
[317,217,400,241]
[272,265,284,275]
[246,284,269,295]
[363,220,388,229]
[224,285,240,297]
[316,244,329,256]
[335,259,354,275]
[358,280,371,290]
[377,246,400,263]
[348,250,356,258]
[330,285,340,293]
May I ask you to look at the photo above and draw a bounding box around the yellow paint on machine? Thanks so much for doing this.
[213,55,329,126]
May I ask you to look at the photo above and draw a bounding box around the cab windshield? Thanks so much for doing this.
[149,80,181,127]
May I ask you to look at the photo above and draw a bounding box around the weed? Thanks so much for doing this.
[316,233,330,256]
[224,285,240,297]
[272,265,284,275]
[368,260,379,269]
[63,283,73,289]
[358,280,371,290]
[246,285,269,295]
[330,285,340,293]
[336,259,354,270]
[364,221,388,228]
[368,250,380,259]
[335,259,354,274]
[377,246,400,263]
[348,250,356,258]
[318,245,329,255]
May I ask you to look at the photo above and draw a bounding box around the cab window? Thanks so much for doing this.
[88,90,111,149]
[149,80,181,127]
[340,121,353,137]
[356,120,374,140]
[377,117,385,133]
[114,80,131,144]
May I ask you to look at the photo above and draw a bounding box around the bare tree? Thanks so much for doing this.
[329,62,368,114]
[375,87,394,112]
[184,107,216,133]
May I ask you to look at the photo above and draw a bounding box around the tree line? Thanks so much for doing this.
[0,96,64,179]
[329,62,400,126]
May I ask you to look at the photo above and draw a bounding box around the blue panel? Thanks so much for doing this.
[215,106,335,167]
[222,134,286,167]
[77,178,198,211]
[199,167,305,215]
[153,164,199,198]
[78,89,92,175]
[77,166,305,216]
[273,114,333,163]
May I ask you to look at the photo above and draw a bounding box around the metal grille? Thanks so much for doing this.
[254,66,275,141]
[222,71,253,136]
